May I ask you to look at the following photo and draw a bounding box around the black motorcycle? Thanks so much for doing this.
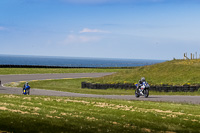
[135,82,149,98]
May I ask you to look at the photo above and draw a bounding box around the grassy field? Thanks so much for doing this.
[90,59,200,85]
[0,94,200,133]
[0,68,123,75]
[2,59,200,86]
[2,60,200,132]
[11,78,200,95]
[4,59,200,95]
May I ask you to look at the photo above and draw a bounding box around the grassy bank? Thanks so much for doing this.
[13,78,200,95]
[91,59,200,85]
[0,94,200,133]
[2,59,200,85]
[0,68,123,75]
[4,59,200,95]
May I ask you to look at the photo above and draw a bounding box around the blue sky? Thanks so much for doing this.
[0,0,200,60]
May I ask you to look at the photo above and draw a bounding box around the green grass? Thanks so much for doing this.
[0,68,123,75]
[4,59,200,95]
[14,78,135,95]
[90,59,200,85]
[13,78,200,95]
[0,94,200,133]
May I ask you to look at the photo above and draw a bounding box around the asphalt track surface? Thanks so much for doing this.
[0,73,200,104]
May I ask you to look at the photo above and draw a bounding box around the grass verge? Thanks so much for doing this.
[91,59,200,85]
[12,78,200,95]
[0,68,123,75]
[0,94,200,133]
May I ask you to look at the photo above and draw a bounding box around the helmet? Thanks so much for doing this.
[141,77,145,82]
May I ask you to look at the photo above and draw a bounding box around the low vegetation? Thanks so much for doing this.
[0,94,200,133]
[4,59,200,95]
[91,59,200,85]
[0,68,123,75]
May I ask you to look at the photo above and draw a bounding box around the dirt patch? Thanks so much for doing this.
[141,128,151,133]
[23,97,32,101]
[46,115,53,118]
[60,112,67,116]
[46,115,61,119]
[191,119,198,122]
[0,106,7,110]
[0,102,15,106]
[22,102,33,105]
[152,109,173,113]
[32,113,39,115]
[165,131,176,133]
[0,106,29,114]
[2,95,20,98]
[64,99,90,104]
[0,130,10,133]
[43,98,52,101]
[93,102,134,111]
[33,107,40,111]
[0,106,41,116]
[86,117,98,121]
[112,122,118,125]
[55,99,62,102]
[50,110,57,114]
[54,116,61,119]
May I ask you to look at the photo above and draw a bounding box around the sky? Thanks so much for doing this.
[0,0,200,60]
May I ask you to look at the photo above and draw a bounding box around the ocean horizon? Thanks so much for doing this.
[0,54,165,68]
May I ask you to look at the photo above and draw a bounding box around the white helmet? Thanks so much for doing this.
[141,77,145,82]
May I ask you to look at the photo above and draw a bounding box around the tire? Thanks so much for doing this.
[23,89,25,95]
[26,89,30,95]
[144,89,149,98]
[135,89,140,98]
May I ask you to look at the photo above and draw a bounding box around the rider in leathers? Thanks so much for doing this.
[137,77,147,90]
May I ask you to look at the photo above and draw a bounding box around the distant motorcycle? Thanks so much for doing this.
[23,85,30,95]
[135,82,150,98]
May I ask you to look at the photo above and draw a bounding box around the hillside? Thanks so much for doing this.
[90,59,200,85]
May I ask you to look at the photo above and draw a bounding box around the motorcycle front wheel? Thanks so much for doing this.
[144,89,149,98]
[135,89,140,98]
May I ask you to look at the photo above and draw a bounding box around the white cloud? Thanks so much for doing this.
[64,34,101,44]
[80,28,109,33]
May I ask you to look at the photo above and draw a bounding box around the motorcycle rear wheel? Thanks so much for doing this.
[26,89,30,95]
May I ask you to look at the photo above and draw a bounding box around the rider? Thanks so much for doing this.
[23,82,30,94]
[137,77,147,89]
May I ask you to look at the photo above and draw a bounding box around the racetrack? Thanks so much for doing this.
[0,73,200,104]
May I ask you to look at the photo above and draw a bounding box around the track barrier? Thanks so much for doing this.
[81,82,200,92]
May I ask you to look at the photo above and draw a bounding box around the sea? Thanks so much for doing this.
[0,55,165,68]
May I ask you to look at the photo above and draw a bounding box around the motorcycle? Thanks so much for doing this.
[23,85,30,95]
[135,82,150,98]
